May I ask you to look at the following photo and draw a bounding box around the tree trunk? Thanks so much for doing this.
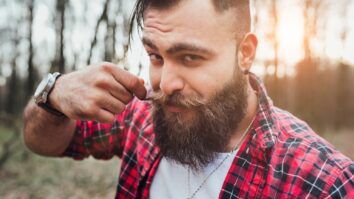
[271,0,279,78]
[6,60,18,114]
[26,0,35,100]
[51,0,67,73]
[58,0,66,73]
[87,0,111,65]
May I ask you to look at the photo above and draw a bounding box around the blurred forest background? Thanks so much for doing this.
[0,0,353,198]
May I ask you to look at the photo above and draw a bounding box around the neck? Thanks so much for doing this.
[224,81,258,152]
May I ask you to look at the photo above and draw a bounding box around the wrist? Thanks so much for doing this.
[33,72,66,117]
[47,76,63,114]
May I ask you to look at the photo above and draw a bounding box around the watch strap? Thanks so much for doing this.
[38,102,66,117]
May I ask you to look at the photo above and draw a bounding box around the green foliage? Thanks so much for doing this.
[0,125,121,198]
[1,123,352,198]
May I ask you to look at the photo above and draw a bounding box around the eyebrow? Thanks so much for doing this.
[142,37,158,50]
[142,37,215,56]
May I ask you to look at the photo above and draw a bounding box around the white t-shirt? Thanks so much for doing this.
[150,150,237,199]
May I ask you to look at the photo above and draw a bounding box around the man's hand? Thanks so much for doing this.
[23,62,146,156]
[50,62,147,123]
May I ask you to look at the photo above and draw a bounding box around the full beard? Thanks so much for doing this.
[151,71,248,171]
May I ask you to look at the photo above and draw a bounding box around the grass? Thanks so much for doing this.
[0,155,121,199]
[0,125,353,198]
[0,125,120,199]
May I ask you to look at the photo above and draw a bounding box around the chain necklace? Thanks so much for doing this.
[186,116,256,199]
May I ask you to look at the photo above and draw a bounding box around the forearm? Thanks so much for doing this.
[22,63,146,157]
[23,100,76,156]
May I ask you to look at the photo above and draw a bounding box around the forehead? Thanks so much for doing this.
[142,0,236,49]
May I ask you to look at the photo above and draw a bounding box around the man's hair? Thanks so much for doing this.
[128,0,250,45]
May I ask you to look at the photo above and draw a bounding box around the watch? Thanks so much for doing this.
[33,72,65,116]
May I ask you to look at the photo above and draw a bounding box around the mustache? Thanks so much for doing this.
[146,90,205,108]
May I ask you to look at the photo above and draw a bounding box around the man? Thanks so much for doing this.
[23,0,353,198]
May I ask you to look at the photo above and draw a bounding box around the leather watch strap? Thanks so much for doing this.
[38,102,66,117]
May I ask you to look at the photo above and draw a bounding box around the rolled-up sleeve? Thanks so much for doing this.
[62,98,150,160]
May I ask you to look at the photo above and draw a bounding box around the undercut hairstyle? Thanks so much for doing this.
[128,0,250,45]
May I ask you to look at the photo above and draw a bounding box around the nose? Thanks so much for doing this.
[159,64,184,96]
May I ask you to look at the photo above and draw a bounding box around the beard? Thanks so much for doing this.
[151,70,248,171]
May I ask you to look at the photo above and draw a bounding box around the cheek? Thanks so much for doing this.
[205,59,235,82]
[184,70,220,101]
[192,65,234,98]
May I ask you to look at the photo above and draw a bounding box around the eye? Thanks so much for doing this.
[148,53,163,66]
[182,55,203,65]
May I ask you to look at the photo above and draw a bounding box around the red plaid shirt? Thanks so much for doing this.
[63,74,354,199]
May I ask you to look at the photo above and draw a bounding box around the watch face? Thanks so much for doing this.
[34,75,50,98]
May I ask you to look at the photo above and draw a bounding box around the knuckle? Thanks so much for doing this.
[99,114,115,123]
[100,62,112,71]
[81,101,98,117]
[107,100,125,114]
[116,89,133,104]
[94,75,110,87]
[128,77,139,89]
[121,94,133,104]
[99,62,117,73]
[115,103,126,113]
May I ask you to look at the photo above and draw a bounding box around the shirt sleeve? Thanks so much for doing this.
[327,164,354,199]
[62,98,149,160]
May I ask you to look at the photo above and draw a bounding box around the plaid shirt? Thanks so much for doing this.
[63,74,354,199]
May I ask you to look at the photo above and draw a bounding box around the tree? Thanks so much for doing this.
[87,0,111,65]
[25,0,37,101]
[5,46,19,114]
[294,0,324,128]
[51,0,68,73]
[270,0,279,78]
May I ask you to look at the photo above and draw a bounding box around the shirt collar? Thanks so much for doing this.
[249,73,279,153]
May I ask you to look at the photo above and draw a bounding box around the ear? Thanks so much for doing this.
[237,33,258,74]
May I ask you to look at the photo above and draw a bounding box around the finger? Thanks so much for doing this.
[97,92,126,114]
[95,109,116,123]
[105,77,134,104]
[89,66,132,104]
[109,66,147,100]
